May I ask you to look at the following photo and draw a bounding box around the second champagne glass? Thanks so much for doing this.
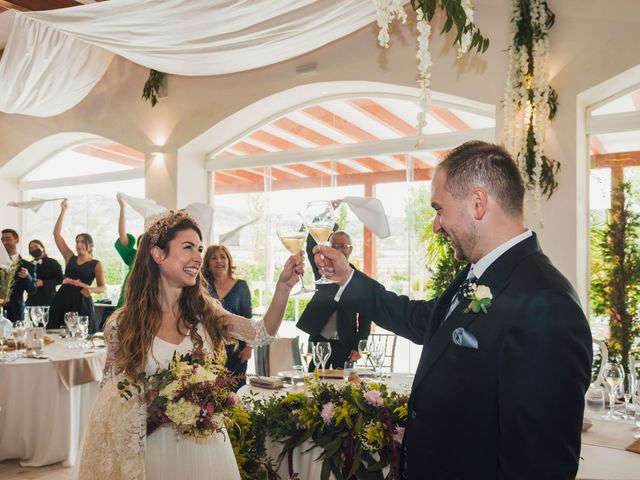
[300,341,314,375]
[304,201,336,285]
[315,341,332,375]
[276,213,314,295]
[603,362,624,420]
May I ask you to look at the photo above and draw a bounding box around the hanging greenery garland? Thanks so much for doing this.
[374,1,489,146]
[142,69,167,107]
[503,0,559,222]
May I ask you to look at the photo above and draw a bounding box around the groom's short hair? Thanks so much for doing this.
[438,141,524,218]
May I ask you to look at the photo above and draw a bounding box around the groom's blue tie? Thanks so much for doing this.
[445,271,477,319]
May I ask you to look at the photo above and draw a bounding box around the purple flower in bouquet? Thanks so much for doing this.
[321,402,336,424]
[364,389,384,407]
[391,426,405,444]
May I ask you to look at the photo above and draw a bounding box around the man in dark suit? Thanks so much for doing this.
[313,142,592,479]
[1,229,38,322]
[297,230,371,370]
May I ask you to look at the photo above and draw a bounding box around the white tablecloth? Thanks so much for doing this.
[0,338,105,467]
[240,374,640,480]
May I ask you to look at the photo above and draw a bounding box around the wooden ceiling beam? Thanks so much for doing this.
[215,167,434,195]
[250,130,302,151]
[591,150,640,169]
[349,99,417,136]
[273,118,336,146]
[303,105,378,142]
[350,157,394,172]
[73,144,143,167]
[6,0,81,10]
[90,143,144,161]
[429,107,471,131]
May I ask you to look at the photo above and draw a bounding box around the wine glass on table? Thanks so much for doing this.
[64,312,79,348]
[603,362,624,420]
[276,213,314,295]
[299,340,314,376]
[370,341,385,379]
[315,341,332,376]
[304,201,336,285]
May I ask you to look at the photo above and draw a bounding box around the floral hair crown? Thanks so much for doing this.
[147,210,199,245]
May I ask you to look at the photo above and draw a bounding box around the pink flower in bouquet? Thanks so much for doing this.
[206,403,215,415]
[392,426,405,444]
[364,389,384,407]
[321,402,336,424]
[227,393,237,406]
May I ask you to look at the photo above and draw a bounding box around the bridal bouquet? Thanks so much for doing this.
[0,260,19,306]
[119,347,239,438]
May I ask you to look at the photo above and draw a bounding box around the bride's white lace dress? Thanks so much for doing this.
[76,304,274,480]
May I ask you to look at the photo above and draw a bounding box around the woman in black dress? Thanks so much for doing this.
[26,239,63,308]
[203,244,252,389]
[49,199,106,333]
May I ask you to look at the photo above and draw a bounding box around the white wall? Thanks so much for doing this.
[1,0,640,298]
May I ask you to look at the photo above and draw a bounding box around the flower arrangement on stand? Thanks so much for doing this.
[374,0,489,146]
[118,347,240,437]
[229,376,409,480]
[502,0,559,223]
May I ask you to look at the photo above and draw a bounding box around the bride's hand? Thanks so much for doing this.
[277,252,305,289]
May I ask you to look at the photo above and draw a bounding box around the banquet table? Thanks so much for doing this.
[239,374,640,480]
[0,335,106,467]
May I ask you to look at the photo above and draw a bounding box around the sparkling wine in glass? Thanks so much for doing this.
[304,201,336,285]
[276,213,314,295]
[300,341,314,375]
[358,339,370,368]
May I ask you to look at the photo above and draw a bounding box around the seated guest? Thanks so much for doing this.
[1,228,37,322]
[203,244,252,390]
[26,239,63,307]
[297,230,371,370]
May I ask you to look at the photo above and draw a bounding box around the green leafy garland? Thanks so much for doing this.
[590,182,640,376]
[227,378,409,480]
[420,210,466,298]
[503,0,559,220]
[142,69,166,107]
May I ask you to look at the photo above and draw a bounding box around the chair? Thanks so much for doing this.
[368,332,397,373]
[254,337,301,376]
[591,339,608,388]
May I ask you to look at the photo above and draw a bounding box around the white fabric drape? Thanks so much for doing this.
[0,0,377,117]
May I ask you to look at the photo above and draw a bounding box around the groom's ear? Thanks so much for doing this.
[470,187,488,220]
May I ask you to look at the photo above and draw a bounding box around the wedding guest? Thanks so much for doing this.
[203,244,252,390]
[25,239,63,307]
[49,199,106,333]
[297,230,371,370]
[313,141,592,479]
[77,210,304,479]
[114,193,141,308]
[1,229,37,322]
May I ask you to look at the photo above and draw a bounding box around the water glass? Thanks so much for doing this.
[603,362,625,420]
[585,385,606,413]
[343,361,357,382]
[291,365,305,386]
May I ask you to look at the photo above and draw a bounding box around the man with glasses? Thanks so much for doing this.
[297,230,371,370]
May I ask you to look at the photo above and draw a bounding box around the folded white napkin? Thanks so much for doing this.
[7,197,65,213]
[249,376,284,389]
[341,196,391,238]
[117,192,166,218]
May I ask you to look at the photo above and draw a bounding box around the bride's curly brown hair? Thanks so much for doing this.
[112,214,230,376]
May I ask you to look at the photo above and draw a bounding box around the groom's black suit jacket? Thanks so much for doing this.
[340,234,592,479]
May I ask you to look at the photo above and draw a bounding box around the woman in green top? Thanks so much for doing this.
[114,194,141,307]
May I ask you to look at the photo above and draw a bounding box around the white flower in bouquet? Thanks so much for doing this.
[165,398,200,426]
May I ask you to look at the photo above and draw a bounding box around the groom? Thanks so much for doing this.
[313,141,592,479]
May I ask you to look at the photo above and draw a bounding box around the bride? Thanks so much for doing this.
[77,210,304,479]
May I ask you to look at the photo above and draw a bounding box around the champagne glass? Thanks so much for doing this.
[12,321,27,357]
[304,201,336,285]
[77,316,89,348]
[603,362,624,420]
[300,341,314,375]
[358,339,370,369]
[315,341,332,375]
[370,341,385,379]
[276,213,314,295]
[64,312,79,348]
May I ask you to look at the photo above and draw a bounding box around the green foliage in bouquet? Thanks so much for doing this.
[420,211,465,299]
[230,376,409,480]
[591,182,640,375]
[0,260,19,306]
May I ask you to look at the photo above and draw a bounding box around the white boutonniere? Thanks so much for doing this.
[463,283,493,314]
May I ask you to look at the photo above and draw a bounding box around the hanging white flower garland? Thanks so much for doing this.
[503,0,559,225]
[374,1,488,147]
